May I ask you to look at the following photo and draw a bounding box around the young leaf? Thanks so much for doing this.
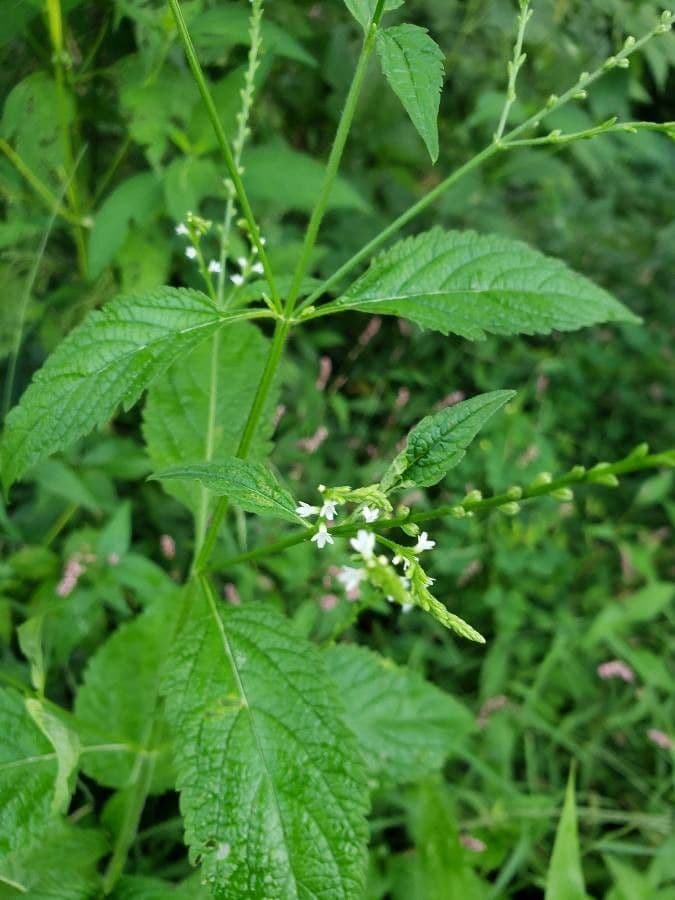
[143,324,277,516]
[324,644,473,785]
[328,228,639,339]
[376,25,445,162]
[25,700,81,814]
[151,459,303,524]
[161,581,369,899]
[545,770,587,900]
[381,390,515,491]
[342,0,403,30]
[1,288,247,492]
[74,590,180,793]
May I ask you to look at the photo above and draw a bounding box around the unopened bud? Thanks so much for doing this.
[499,502,521,516]
[463,489,483,505]
[551,487,574,502]
[507,485,523,500]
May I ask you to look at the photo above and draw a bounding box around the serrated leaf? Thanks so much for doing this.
[1,288,250,491]
[328,228,639,339]
[25,700,80,814]
[161,582,369,899]
[545,770,586,900]
[376,25,444,162]
[0,688,60,859]
[381,390,515,491]
[74,590,179,792]
[152,459,303,524]
[342,0,403,29]
[111,874,210,900]
[324,644,472,785]
[143,323,277,516]
[0,820,106,899]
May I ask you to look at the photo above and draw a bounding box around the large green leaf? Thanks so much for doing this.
[0,688,59,860]
[342,0,403,30]
[545,771,587,900]
[1,289,252,491]
[162,583,369,899]
[0,820,106,899]
[381,390,515,491]
[327,228,639,339]
[74,591,180,792]
[376,25,445,162]
[324,645,473,785]
[152,459,303,524]
[143,323,277,515]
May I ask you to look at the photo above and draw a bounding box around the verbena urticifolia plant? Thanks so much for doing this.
[1,1,674,896]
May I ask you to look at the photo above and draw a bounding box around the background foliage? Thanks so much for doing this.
[1,0,674,896]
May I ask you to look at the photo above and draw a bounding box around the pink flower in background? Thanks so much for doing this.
[357,316,381,347]
[160,534,176,560]
[298,426,328,454]
[477,694,508,729]
[460,834,487,853]
[319,593,339,611]
[316,356,332,391]
[272,403,286,429]
[395,387,410,409]
[438,390,465,409]
[597,660,635,683]
[647,729,673,750]
[107,552,120,566]
[224,583,241,606]
[56,555,85,598]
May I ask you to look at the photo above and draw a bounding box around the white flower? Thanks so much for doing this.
[185,246,198,259]
[237,256,248,269]
[175,223,189,236]
[208,260,222,273]
[311,523,334,550]
[320,500,338,521]
[401,603,414,613]
[414,531,435,553]
[336,566,364,593]
[296,501,319,518]
[350,529,376,559]
[230,273,244,286]
[361,505,379,523]
[251,261,264,275]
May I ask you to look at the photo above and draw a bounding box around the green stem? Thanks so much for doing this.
[296,16,668,315]
[46,0,88,276]
[101,709,160,892]
[0,138,82,227]
[192,319,291,574]
[168,0,280,311]
[494,0,532,141]
[284,0,387,315]
[298,143,499,318]
[213,449,673,569]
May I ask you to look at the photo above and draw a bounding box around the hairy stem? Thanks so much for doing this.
[213,449,674,569]
[296,15,669,314]
[192,319,291,574]
[284,0,387,315]
[168,0,280,310]
[495,0,532,142]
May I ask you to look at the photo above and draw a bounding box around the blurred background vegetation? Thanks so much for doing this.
[1,0,674,896]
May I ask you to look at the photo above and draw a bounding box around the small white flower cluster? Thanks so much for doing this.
[175,213,266,286]
[229,252,264,287]
[297,488,384,552]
